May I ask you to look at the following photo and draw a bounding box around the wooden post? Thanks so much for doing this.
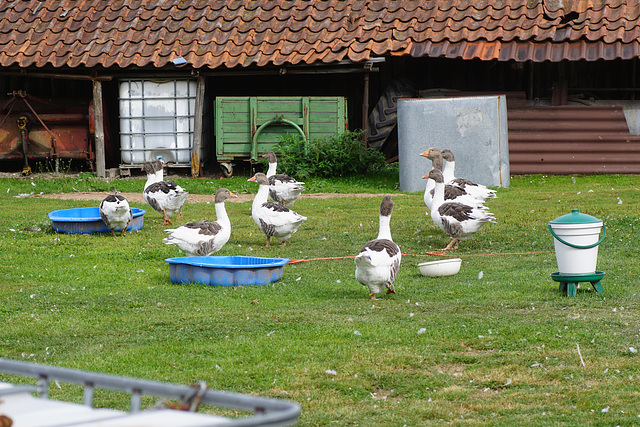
[551,80,568,106]
[92,80,106,178]
[362,71,370,148]
[191,75,205,178]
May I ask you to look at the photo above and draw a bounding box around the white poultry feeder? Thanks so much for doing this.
[548,209,606,297]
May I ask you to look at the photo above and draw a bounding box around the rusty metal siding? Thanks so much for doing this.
[508,105,640,174]
[0,93,92,162]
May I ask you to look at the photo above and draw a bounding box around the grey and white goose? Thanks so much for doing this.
[354,195,401,300]
[248,172,307,247]
[424,169,495,250]
[440,149,497,202]
[99,187,133,237]
[420,148,482,211]
[162,188,237,256]
[262,151,305,207]
[142,159,188,225]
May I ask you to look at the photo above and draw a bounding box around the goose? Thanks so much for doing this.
[440,149,497,202]
[262,151,305,207]
[355,195,401,300]
[248,172,307,247]
[424,169,495,250]
[162,188,237,256]
[143,159,165,206]
[420,148,482,211]
[99,187,133,237]
[142,159,188,225]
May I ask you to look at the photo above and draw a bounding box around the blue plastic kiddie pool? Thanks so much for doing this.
[48,207,146,234]
[165,256,289,286]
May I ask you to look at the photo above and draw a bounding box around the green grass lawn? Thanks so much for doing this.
[1,172,639,425]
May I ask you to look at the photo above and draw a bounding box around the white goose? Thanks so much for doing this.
[263,151,305,207]
[424,169,495,250]
[162,188,236,256]
[248,173,307,247]
[99,187,133,237]
[354,195,401,300]
[440,149,497,202]
[142,159,188,225]
[420,148,482,211]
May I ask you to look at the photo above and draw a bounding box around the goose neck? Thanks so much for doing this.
[266,162,277,177]
[253,183,270,206]
[215,202,231,226]
[432,180,446,204]
[144,170,164,189]
[377,214,393,241]
[443,161,455,183]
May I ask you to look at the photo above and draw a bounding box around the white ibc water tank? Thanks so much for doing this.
[119,79,196,166]
[397,95,510,193]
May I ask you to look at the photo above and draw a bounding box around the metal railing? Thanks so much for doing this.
[0,358,300,427]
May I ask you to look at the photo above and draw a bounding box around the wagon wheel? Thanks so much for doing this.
[220,162,233,177]
[367,78,416,150]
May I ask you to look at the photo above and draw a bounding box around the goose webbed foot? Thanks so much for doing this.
[162,210,173,225]
[443,238,459,251]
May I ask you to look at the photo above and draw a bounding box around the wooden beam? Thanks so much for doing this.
[191,75,205,178]
[92,80,106,178]
[362,72,370,148]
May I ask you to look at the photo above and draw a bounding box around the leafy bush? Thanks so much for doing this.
[272,130,392,179]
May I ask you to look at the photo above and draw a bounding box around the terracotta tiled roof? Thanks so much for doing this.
[1,0,639,70]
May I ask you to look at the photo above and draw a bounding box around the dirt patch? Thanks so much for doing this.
[38,191,390,204]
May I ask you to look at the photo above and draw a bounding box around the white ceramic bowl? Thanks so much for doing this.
[418,258,462,277]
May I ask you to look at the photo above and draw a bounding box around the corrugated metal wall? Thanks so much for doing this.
[508,105,640,174]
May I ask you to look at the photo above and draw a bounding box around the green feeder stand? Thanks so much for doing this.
[550,271,605,298]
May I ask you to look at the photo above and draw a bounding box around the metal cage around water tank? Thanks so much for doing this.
[119,79,198,167]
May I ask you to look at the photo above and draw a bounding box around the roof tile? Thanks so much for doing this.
[2,0,640,70]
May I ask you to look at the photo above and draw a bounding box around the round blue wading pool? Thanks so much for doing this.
[48,207,146,234]
[165,256,289,287]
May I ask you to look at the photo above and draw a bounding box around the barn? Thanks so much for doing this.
[1,0,640,177]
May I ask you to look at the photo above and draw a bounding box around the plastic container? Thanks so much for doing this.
[119,79,196,166]
[49,207,145,234]
[417,258,462,277]
[165,256,289,286]
[548,209,605,275]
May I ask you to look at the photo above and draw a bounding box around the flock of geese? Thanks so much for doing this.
[421,148,496,251]
[98,148,496,300]
[354,147,497,299]
[98,151,308,250]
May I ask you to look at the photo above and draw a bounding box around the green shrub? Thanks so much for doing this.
[272,130,391,179]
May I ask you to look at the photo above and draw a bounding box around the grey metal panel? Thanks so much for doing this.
[397,95,510,193]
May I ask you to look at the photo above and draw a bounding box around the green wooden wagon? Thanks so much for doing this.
[214,96,348,176]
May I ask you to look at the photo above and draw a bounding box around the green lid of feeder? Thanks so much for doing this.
[549,209,602,225]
